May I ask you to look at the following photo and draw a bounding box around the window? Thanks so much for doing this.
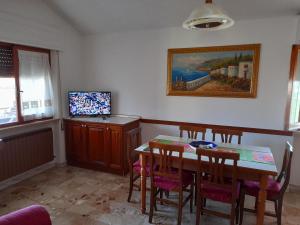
[0,43,53,127]
[18,50,53,121]
[286,45,300,130]
[0,46,17,125]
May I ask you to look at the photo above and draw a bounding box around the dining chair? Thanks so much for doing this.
[239,142,293,225]
[179,125,206,140]
[212,128,243,144]
[127,127,145,202]
[195,148,241,225]
[148,141,194,225]
[179,125,206,205]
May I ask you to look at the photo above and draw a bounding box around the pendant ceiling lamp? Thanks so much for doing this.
[183,0,234,31]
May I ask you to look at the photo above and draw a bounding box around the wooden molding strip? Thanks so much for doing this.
[285,44,300,130]
[140,118,293,137]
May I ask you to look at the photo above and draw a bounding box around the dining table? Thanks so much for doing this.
[135,135,278,225]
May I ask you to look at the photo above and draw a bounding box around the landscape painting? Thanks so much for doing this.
[167,44,260,98]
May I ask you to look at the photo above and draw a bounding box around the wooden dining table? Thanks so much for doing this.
[135,135,278,225]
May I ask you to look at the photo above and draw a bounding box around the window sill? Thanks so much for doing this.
[288,124,300,132]
[0,118,60,132]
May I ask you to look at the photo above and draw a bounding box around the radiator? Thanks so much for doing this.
[0,128,54,182]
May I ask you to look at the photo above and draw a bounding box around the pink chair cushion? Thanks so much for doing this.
[133,160,151,176]
[243,178,281,200]
[0,205,51,225]
[154,171,194,191]
[201,181,241,203]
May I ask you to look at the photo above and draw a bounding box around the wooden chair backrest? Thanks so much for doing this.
[148,141,184,182]
[277,141,293,195]
[196,148,240,201]
[179,125,206,140]
[212,128,243,144]
[126,127,141,166]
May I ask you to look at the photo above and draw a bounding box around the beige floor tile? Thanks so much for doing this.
[0,166,299,225]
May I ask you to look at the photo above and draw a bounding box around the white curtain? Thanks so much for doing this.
[50,50,62,119]
[18,50,54,121]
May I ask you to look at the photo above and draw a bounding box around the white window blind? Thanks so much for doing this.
[0,47,17,124]
[0,47,13,77]
[18,50,54,121]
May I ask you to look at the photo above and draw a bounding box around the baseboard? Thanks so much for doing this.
[0,161,56,191]
[56,162,67,167]
[289,184,300,192]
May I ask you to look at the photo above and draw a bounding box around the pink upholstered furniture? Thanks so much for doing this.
[0,205,51,225]
[239,142,293,225]
[148,141,194,225]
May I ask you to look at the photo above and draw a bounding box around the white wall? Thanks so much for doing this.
[0,0,84,163]
[83,16,299,184]
[0,0,83,116]
[83,16,297,130]
[296,17,300,44]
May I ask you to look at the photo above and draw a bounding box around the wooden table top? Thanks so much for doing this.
[135,135,278,176]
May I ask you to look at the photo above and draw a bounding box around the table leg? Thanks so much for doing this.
[140,153,146,214]
[256,175,268,225]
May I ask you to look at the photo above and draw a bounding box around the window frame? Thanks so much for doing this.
[285,44,300,130]
[0,42,52,128]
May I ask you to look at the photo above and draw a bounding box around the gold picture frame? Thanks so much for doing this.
[167,44,261,98]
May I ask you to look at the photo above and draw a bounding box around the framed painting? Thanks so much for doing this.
[167,44,261,98]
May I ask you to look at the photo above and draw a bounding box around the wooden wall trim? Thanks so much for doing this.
[140,118,293,137]
[285,44,300,130]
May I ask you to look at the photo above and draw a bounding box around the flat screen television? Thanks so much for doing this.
[68,91,111,117]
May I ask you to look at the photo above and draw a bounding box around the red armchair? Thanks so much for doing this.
[0,205,51,225]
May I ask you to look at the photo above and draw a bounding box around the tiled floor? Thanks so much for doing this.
[0,166,299,225]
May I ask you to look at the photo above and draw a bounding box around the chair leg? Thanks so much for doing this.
[196,196,202,225]
[235,201,240,225]
[190,183,194,213]
[254,197,258,211]
[230,202,236,225]
[194,173,197,206]
[165,191,170,198]
[276,199,283,225]
[239,190,245,225]
[159,189,163,205]
[127,170,133,202]
[177,190,183,225]
[274,200,278,215]
[154,187,158,211]
[149,185,155,223]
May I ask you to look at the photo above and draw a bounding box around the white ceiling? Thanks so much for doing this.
[45,0,300,34]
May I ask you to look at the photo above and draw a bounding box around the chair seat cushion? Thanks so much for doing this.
[132,160,151,176]
[243,178,281,200]
[154,171,194,191]
[201,181,240,203]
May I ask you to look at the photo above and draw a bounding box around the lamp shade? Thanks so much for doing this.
[183,2,234,31]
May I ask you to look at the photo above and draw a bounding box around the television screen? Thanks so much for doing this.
[68,91,111,116]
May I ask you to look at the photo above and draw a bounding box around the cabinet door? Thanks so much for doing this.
[86,124,107,167]
[65,122,86,162]
[107,125,123,171]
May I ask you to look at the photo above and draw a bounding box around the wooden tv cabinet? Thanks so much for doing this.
[63,116,140,175]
